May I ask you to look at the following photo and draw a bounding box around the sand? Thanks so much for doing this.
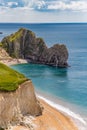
[33,98,78,130]
[12,98,78,130]
[0,58,28,66]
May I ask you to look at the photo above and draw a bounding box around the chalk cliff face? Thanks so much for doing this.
[0,80,42,128]
[1,28,68,67]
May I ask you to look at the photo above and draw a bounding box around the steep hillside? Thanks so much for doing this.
[0,63,42,128]
[1,28,68,67]
[0,63,27,91]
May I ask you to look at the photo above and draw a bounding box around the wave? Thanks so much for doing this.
[37,95,87,130]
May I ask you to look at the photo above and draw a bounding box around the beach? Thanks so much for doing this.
[0,58,28,66]
[12,97,78,130]
[33,98,78,130]
[0,59,79,130]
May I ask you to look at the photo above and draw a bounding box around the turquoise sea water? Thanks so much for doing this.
[0,23,87,127]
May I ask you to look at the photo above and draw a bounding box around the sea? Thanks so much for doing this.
[0,23,87,129]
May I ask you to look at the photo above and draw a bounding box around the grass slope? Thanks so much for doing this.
[0,63,28,92]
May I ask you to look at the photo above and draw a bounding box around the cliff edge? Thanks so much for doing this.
[0,63,42,128]
[1,28,68,67]
[0,80,42,128]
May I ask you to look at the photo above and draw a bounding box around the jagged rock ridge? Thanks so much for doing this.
[1,28,68,67]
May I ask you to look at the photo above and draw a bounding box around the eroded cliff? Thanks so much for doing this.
[0,80,42,128]
[1,28,68,67]
[0,47,11,60]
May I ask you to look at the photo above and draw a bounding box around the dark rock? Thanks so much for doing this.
[1,28,68,67]
[0,32,3,34]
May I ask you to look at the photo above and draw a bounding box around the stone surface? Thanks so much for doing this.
[0,80,42,128]
[0,47,11,60]
[1,28,68,67]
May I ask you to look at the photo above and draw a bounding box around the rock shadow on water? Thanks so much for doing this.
[50,66,68,78]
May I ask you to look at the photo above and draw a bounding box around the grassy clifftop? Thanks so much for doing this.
[0,63,28,92]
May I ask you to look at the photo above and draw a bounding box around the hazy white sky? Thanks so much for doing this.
[0,0,87,23]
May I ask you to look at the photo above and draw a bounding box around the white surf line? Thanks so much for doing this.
[38,95,86,125]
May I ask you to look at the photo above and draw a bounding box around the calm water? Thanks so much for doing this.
[1,23,87,122]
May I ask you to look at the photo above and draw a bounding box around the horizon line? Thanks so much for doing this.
[0,22,87,24]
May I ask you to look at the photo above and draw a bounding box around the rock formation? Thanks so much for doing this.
[0,80,42,128]
[0,47,11,60]
[1,28,68,67]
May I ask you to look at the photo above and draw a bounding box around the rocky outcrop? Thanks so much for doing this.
[1,28,68,67]
[0,80,42,128]
[46,44,68,67]
[0,47,11,60]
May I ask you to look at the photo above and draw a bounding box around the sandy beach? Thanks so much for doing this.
[0,58,28,66]
[12,98,78,130]
[32,98,78,130]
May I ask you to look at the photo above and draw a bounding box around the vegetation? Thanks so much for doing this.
[0,42,2,47]
[0,63,28,92]
[8,28,35,42]
[8,28,23,42]
[0,127,4,130]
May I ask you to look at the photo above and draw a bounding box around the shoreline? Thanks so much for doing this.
[37,94,87,130]
[36,97,78,130]
[12,96,79,130]
[0,58,28,66]
[0,59,83,130]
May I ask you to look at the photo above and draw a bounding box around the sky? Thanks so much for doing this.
[0,0,87,23]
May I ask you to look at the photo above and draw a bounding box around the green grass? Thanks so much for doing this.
[0,42,2,47]
[8,28,23,42]
[0,127,4,130]
[7,28,35,42]
[0,63,28,92]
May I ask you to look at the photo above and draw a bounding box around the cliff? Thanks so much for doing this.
[0,80,42,128]
[0,63,28,92]
[1,28,68,67]
[0,63,42,128]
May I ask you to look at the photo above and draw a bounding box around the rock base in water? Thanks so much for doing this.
[1,28,68,67]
